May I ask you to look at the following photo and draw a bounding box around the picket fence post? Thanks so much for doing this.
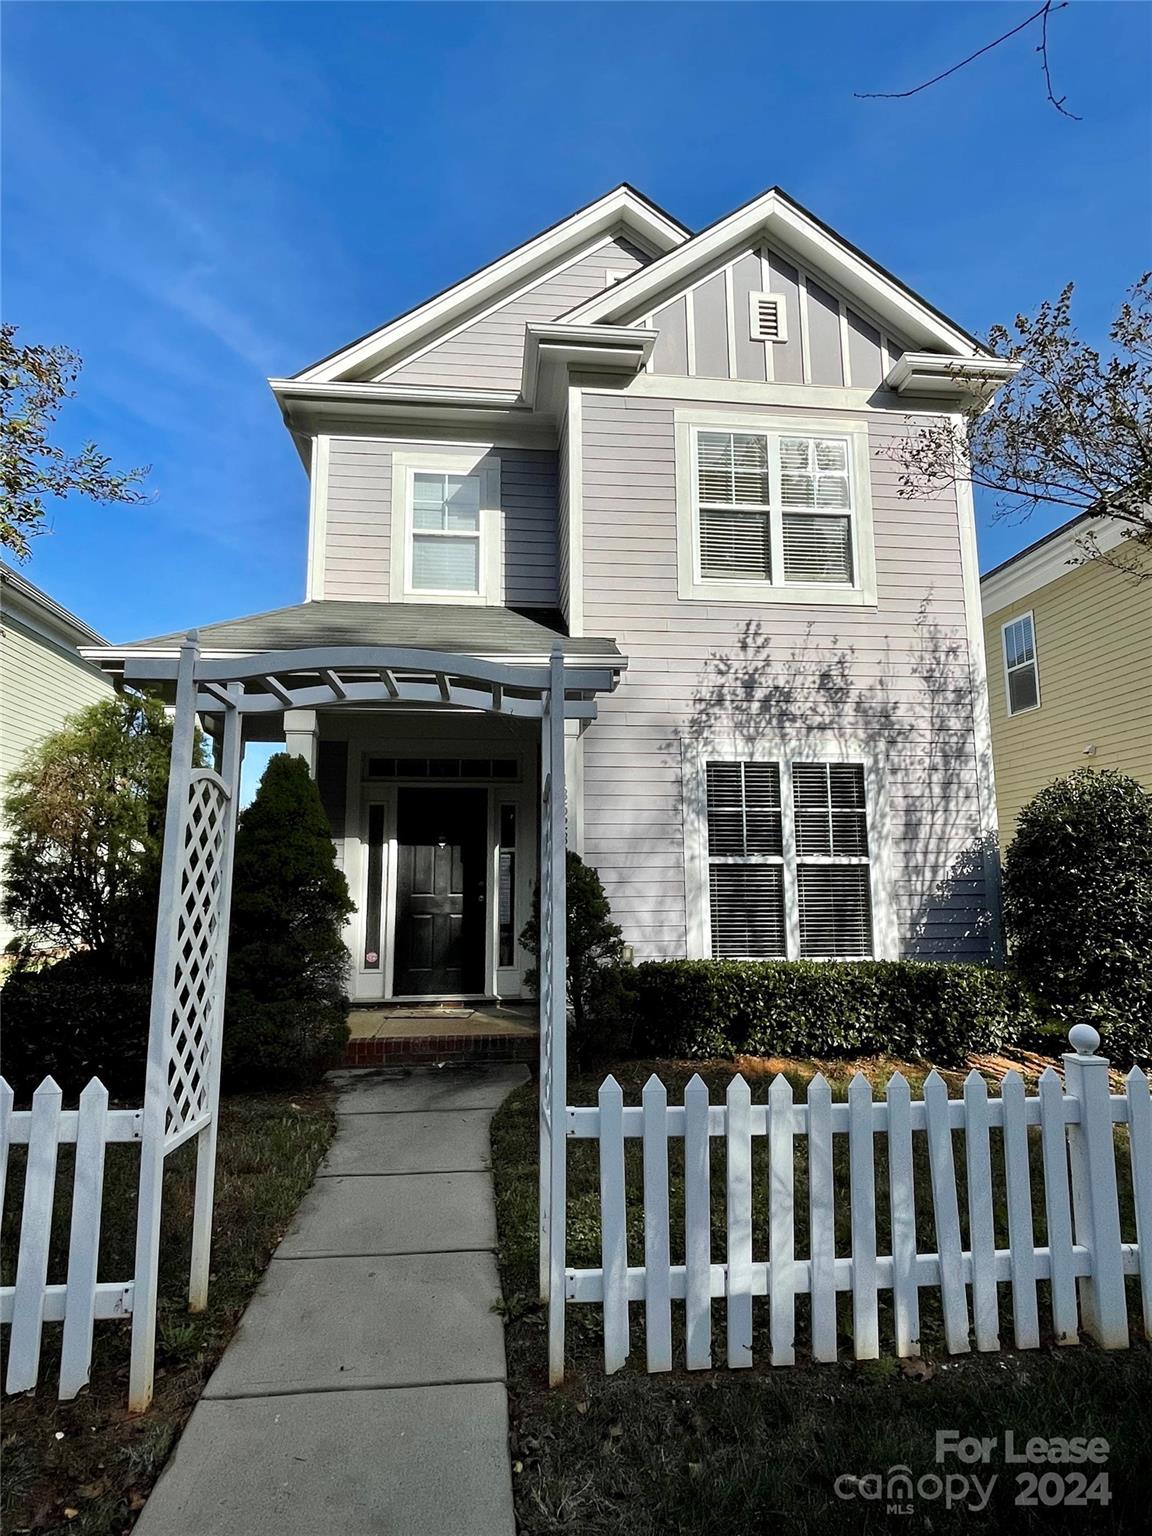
[1063,1024,1129,1349]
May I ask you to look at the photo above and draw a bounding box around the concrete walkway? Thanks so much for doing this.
[135,1064,527,1536]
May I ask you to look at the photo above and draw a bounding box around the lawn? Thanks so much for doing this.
[1,1089,335,1536]
[492,1053,1151,1536]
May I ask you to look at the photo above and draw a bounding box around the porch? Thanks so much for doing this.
[345,1001,538,1065]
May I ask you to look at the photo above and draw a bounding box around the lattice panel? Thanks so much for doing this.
[164,772,229,1143]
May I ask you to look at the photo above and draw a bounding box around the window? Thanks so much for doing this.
[498,803,517,968]
[391,450,502,605]
[365,756,518,781]
[1002,612,1040,714]
[748,291,788,343]
[411,473,481,593]
[676,412,876,606]
[703,757,875,960]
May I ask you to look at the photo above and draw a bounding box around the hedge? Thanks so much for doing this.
[605,959,1043,1065]
[1,959,151,1100]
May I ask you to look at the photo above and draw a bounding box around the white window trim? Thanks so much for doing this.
[1001,610,1041,716]
[674,409,877,606]
[389,446,503,606]
[682,734,897,962]
[748,290,789,344]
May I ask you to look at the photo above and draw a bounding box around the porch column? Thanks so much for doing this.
[539,644,568,1386]
[564,718,584,858]
[283,709,319,775]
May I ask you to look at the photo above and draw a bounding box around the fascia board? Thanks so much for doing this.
[980,516,1127,613]
[520,323,657,403]
[885,352,1022,398]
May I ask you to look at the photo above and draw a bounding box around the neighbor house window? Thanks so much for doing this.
[704,758,875,960]
[391,450,502,605]
[676,412,876,606]
[1002,612,1040,715]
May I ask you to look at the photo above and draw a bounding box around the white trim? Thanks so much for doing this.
[583,372,963,415]
[884,351,1021,400]
[954,460,1003,958]
[305,435,330,601]
[723,266,737,380]
[673,408,877,607]
[566,387,585,636]
[685,289,697,377]
[389,446,503,607]
[296,186,687,384]
[980,514,1127,614]
[748,291,789,345]
[375,234,636,384]
[563,187,984,359]
[796,270,812,385]
[838,300,853,389]
[681,735,897,962]
[1000,609,1042,717]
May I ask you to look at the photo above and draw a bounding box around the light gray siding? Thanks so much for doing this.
[576,389,992,964]
[321,436,560,607]
[637,244,912,389]
[380,236,648,391]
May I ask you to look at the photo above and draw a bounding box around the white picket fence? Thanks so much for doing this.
[1,1077,141,1399]
[563,1026,1152,1373]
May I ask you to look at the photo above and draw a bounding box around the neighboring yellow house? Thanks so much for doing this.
[981,513,1152,850]
[1,562,112,950]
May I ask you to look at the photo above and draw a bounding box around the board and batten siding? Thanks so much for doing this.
[983,545,1152,849]
[576,388,992,963]
[378,236,649,392]
[637,244,904,389]
[320,436,560,607]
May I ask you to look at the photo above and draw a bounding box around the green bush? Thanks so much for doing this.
[0,954,150,1099]
[521,850,626,1062]
[608,958,1042,1065]
[1003,769,1152,1064]
[223,754,354,1088]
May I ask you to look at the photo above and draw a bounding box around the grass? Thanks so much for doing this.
[492,1053,1151,1535]
[1,1089,335,1536]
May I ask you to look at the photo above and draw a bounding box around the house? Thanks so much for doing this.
[87,184,1019,1003]
[980,513,1152,848]
[0,562,112,950]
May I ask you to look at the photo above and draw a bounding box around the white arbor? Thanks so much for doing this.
[120,633,614,1406]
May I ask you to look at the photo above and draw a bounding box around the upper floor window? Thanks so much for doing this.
[391,448,502,606]
[675,411,876,606]
[1002,611,1040,714]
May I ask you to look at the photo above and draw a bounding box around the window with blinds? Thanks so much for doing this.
[705,759,875,961]
[694,429,855,588]
[705,762,786,957]
[1002,612,1040,715]
[410,472,482,593]
[791,763,873,958]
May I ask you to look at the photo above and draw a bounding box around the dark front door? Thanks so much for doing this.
[393,787,487,996]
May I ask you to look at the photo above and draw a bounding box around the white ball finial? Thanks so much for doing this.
[1068,1023,1101,1057]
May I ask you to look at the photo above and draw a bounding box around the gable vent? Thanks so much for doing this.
[749,292,788,343]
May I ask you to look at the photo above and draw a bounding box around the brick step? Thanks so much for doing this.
[344,1032,537,1067]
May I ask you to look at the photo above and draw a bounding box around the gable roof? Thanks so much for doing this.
[561,185,990,359]
[293,184,690,386]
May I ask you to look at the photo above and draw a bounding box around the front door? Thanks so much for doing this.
[393,787,487,996]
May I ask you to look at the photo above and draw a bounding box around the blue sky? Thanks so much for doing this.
[4,0,1151,644]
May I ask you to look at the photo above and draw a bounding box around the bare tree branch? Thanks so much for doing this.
[856,1,1080,120]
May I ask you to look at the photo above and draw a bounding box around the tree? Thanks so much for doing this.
[1,323,149,560]
[895,274,1152,578]
[223,753,354,1086]
[521,850,626,1057]
[2,693,202,967]
[1002,769,1152,1064]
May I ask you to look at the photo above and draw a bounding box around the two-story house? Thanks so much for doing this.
[90,185,1017,1004]
[981,512,1152,847]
